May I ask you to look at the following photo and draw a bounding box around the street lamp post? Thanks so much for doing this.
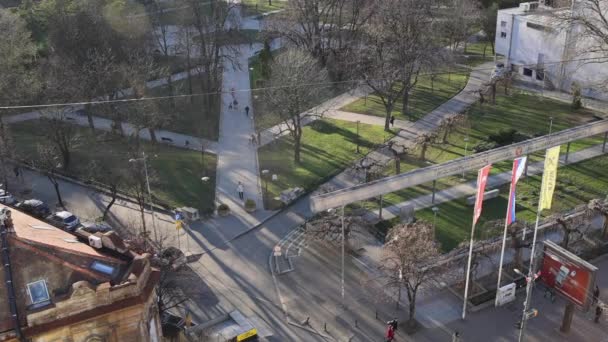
[129,151,158,243]
[549,116,554,134]
[262,169,270,203]
[461,137,469,181]
[432,206,440,240]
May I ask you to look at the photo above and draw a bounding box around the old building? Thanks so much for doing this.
[0,204,161,342]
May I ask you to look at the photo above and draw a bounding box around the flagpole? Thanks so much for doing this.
[462,219,477,320]
[518,207,542,342]
[495,209,511,306]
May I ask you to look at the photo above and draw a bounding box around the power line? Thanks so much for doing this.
[0,55,606,110]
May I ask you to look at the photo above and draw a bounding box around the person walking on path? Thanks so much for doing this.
[250,134,257,145]
[233,99,239,110]
[593,285,600,304]
[390,115,395,127]
[245,106,250,117]
[595,305,603,323]
[385,324,395,342]
[452,331,461,342]
[237,182,244,200]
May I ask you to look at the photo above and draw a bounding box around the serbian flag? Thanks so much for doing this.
[473,164,492,225]
[506,157,527,225]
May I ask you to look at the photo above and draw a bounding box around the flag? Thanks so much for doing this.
[506,157,527,225]
[473,164,492,225]
[539,146,560,210]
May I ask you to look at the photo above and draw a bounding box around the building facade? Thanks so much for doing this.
[0,205,161,342]
[495,0,608,100]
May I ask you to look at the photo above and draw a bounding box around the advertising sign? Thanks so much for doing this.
[496,283,516,306]
[539,241,598,311]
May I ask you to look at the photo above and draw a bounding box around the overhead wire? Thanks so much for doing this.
[0,55,606,110]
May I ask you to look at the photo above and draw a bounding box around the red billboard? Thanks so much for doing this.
[539,241,598,311]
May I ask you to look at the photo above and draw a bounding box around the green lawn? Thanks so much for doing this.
[341,70,470,122]
[460,41,496,67]
[258,119,396,209]
[9,120,217,214]
[241,0,287,16]
[414,154,608,251]
[91,75,220,141]
[366,91,604,213]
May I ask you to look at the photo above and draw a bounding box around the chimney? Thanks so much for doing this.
[0,208,14,234]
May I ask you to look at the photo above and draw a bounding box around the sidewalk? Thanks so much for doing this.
[367,143,608,222]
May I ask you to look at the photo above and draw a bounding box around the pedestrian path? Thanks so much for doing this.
[366,143,608,222]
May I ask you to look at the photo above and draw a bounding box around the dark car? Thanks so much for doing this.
[14,199,51,219]
[80,221,113,234]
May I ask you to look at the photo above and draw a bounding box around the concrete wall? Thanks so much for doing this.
[495,6,608,100]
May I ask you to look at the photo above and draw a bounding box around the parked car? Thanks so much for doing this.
[14,199,51,219]
[0,189,16,205]
[80,221,113,234]
[46,211,80,231]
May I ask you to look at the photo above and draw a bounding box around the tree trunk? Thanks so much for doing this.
[420,144,427,160]
[403,91,411,120]
[167,75,176,108]
[61,150,70,171]
[395,156,401,174]
[408,290,417,325]
[50,177,65,209]
[490,41,495,55]
[85,103,95,131]
[442,126,449,143]
[139,205,147,238]
[294,135,301,164]
[103,189,117,220]
[491,83,497,105]
[149,128,158,143]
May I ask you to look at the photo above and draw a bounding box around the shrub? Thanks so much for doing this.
[244,199,256,211]
[218,203,229,212]
[473,141,498,153]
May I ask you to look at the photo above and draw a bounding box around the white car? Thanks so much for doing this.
[49,211,81,231]
[0,189,16,205]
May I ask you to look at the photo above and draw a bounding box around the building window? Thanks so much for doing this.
[523,68,533,77]
[500,32,507,38]
[90,261,116,276]
[27,280,50,304]
[536,70,545,81]
[501,21,507,27]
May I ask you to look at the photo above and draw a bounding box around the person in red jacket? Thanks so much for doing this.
[386,324,395,341]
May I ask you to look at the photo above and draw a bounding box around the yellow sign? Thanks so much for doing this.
[175,220,183,230]
[539,146,560,210]
[236,328,257,341]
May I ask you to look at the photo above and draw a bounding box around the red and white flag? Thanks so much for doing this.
[473,164,492,225]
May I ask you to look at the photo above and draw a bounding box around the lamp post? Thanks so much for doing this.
[549,116,554,134]
[328,206,346,307]
[262,169,270,203]
[461,137,469,181]
[129,151,158,243]
[432,206,440,240]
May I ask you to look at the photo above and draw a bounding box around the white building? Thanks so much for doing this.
[495,0,608,100]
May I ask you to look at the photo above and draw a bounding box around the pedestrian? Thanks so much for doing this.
[593,285,600,304]
[387,319,398,332]
[233,99,238,110]
[251,134,257,145]
[13,166,19,178]
[390,115,395,127]
[245,106,250,117]
[452,331,461,342]
[385,324,395,342]
[237,182,244,200]
[185,140,190,147]
[595,305,603,323]
[230,87,235,99]
[229,103,233,110]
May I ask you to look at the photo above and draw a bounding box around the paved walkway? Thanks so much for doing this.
[367,142,608,222]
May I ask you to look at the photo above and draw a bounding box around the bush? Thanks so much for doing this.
[244,199,256,211]
[488,128,517,145]
[473,141,498,153]
[217,203,230,214]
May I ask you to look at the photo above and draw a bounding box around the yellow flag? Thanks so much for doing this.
[176,220,183,230]
[539,146,561,210]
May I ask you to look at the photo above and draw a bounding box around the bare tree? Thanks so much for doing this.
[439,113,466,143]
[415,132,437,160]
[124,152,155,239]
[0,120,14,191]
[357,0,442,127]
[87,159,125,221]
[147,0,177,108]
[40,108,81,171]
[387,140,409,175]
[381,221,441,327]
[176,25,197,102]
[36,144,66,209]
[305,212,368,245]
[261,49,329,163]
[479,2,498,55]
[441,0,481,52]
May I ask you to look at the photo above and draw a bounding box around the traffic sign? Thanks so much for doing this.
[273,245,282,256]
[176,220,183,230]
